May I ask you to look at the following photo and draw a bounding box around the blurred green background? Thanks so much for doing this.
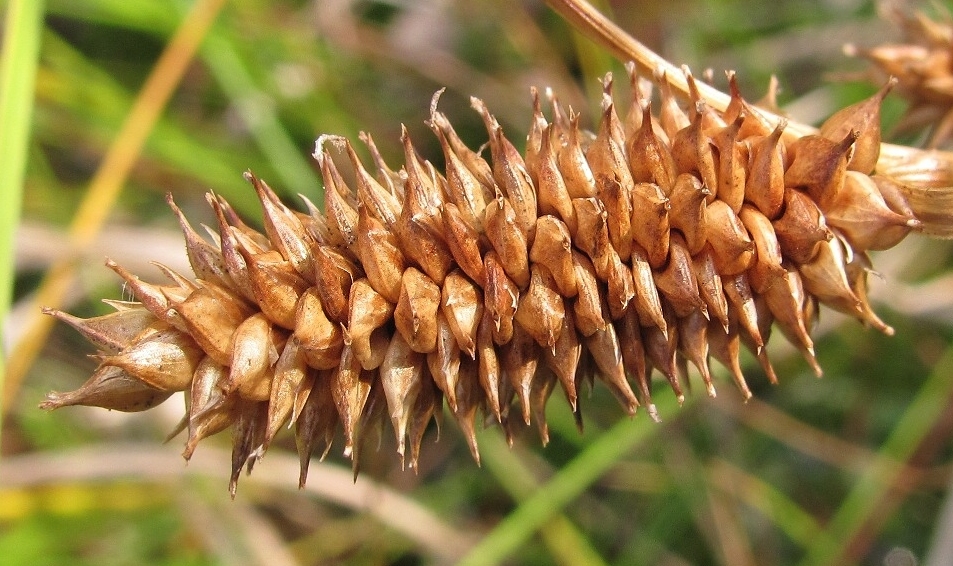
[2,0,953,564]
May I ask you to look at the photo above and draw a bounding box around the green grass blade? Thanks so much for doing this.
[798,342,953,566]
[457,392,693,566]
[0,0,46,440]
[481,433,609,566]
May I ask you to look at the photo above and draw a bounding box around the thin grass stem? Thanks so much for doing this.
[457,392,693,566]
[798,342,953,566]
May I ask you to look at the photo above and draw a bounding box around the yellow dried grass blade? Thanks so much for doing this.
[1,0,228,413]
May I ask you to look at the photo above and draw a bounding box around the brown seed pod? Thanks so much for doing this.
[41,365,173,413]
[44,24,943,487]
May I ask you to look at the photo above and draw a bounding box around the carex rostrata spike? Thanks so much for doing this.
[44,45,938,489]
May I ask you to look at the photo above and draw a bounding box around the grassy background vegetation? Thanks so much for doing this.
[2,0,953,564]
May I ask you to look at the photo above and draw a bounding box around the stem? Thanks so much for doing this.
[457,392,691,566]
[543,0,751,124]
[797,342,953,566]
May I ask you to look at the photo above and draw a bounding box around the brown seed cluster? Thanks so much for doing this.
[42,65,923,492]
[848,5,953,147]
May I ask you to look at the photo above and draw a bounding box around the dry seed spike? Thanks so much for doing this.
[96,326,204,393]
[476,309,503,421]
[799,237,864,320]
[708,320,753,401]
[295,371,338,486]
[530,370,558,446]
[738,204,786,293]
[184,358,233,460]
[441,203,487,285]
[441,270,484,360]
[330,343,372,459]
[755,74,783,114]
[721,272,765,353]
[407,371,440,471]
[242,247,311,330]
[667,173,710,255]
[772,189,833,264]
[396,128,454,285]
[572,197,614,278]
[629,182,671,269]
[546,87,572,136]
[571,250,609,337]
[484,250,519,345]
[296,192,334,245]
[215,193,270,249]
[151,262,196,296]
[616,305,656,420]
[514,264,566,351]
[653,232,706,318]
[623,61,646,139]
[347,278,394,370]
[484,194,531,289]
[293,287,343,371]
[723,71,774,139]
[452,358,484,465]
[744,296,779,384]
[530,215,577,298]
[599,72,627,148]
[45,31,947,484]
[692,247,730,332]
[629,245,668,335]
[501,322,540,425]
[846,252,895,335]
